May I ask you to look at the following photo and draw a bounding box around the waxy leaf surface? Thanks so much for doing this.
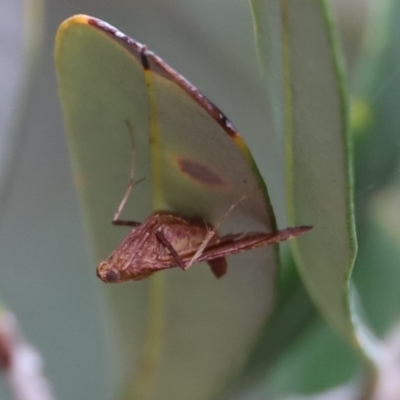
[250,0,379,366]
[56,15,280,400]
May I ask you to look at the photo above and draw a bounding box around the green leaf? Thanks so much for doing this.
[264,318,359,397]
[55,15,282,400]
[351,0,400,353]
[353,0,400,203]
[355,186,400,336]
[228,316,359,399]
[0,0,45,218]
[250,0,379,366]
[238,252,318,384]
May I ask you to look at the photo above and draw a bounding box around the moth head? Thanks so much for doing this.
[96,261,121,283]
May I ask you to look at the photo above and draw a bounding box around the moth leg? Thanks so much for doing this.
[155,230,186,270]
[185,192,250,268]
[112,120,143,228]
[207,257,227,279]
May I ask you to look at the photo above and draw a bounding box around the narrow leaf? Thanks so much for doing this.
[250,0,380,366]
[55,15,287,400]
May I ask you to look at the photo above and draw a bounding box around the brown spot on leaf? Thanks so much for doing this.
[177,158,224,186]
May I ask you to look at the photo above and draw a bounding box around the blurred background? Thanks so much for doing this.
[2,0,398,399]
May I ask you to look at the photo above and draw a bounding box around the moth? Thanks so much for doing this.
[96,209,311,283]
[55,18,311,283]
[97,124,311,283]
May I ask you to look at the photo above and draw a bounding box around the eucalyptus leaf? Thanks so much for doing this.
[264,318,358,397]
[355,192,400,337]
[353,0,400,203]
[250,0,379,367]
[237,252,317,385]
[55,15,285,400]
[0,0,44,217]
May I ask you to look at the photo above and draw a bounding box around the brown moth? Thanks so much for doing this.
[96,209,311,283]
[96,123,311,283]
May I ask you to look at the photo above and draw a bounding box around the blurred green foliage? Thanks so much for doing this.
[1,1,400,399]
